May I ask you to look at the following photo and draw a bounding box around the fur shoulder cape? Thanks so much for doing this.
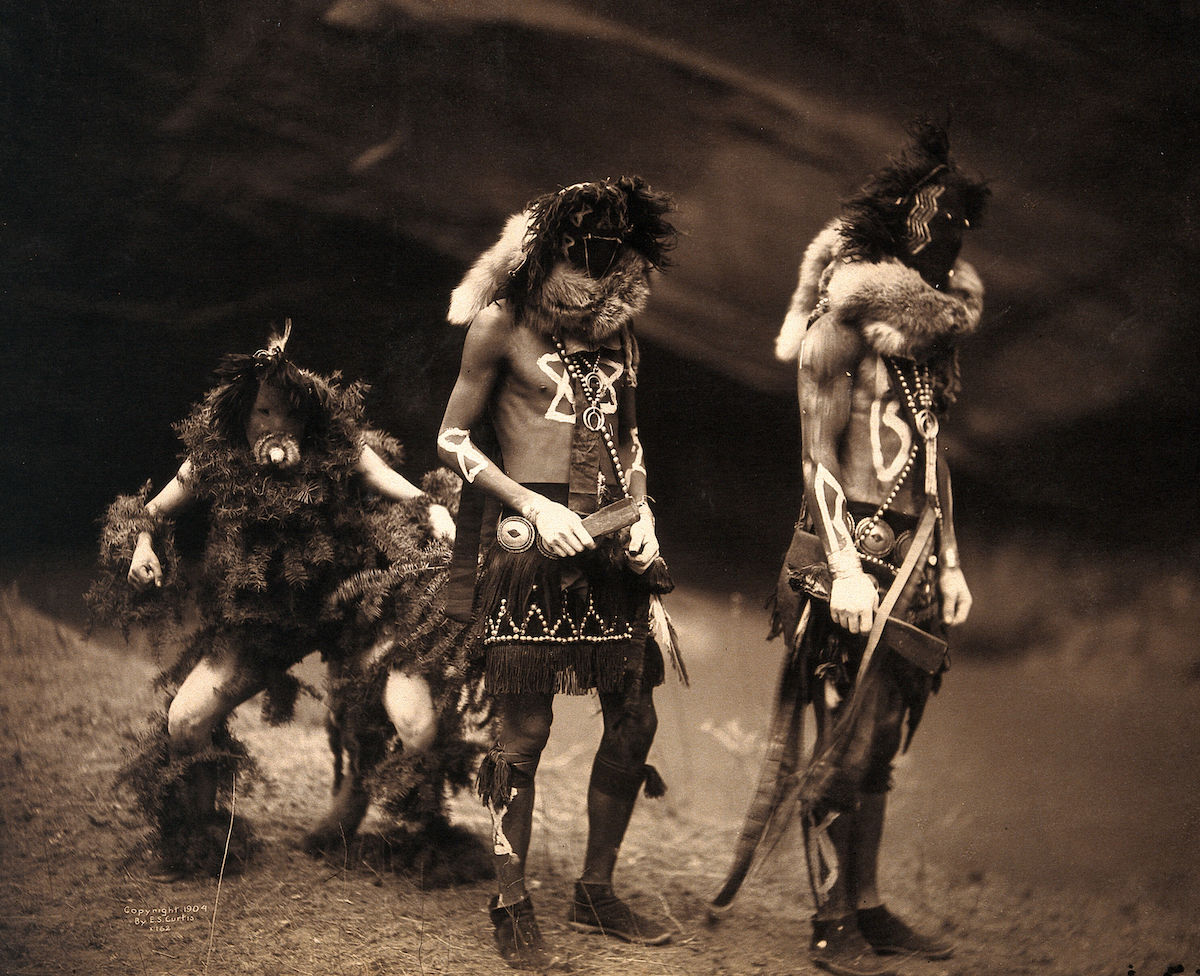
[448,212,530,327]
[774,218,984,363]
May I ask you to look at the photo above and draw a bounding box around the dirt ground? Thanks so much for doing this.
[1,572,1198,976]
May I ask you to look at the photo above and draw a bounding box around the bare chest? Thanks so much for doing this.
[499,330,626,430]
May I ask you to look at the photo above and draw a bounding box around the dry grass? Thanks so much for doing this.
[2,580,1198,976]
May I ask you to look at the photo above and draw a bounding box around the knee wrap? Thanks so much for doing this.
[588,754,667,800]
[589,754,644,800]
[476,743,540,807]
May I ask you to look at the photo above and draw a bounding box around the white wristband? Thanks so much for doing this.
[827,545,864,580]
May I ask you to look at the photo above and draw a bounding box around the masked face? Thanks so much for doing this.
[244,381,304,470]
[560,200,632,279]
[904,182,969,287]
[564,231,625,278]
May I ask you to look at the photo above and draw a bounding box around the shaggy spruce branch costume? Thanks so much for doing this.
[88,332,484,876]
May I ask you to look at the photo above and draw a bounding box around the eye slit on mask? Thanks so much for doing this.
[564,233,624,278]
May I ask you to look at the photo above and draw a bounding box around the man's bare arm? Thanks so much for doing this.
[936,453,972,626]
[357,445,425,501]
[616,384,658,571]
[437,305,593,555]
[356,445,455,541]
[129,459,196,590]
[798,319,877,634]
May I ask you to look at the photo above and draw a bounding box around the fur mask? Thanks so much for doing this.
[447,176,676,346]
[775,122,987,367]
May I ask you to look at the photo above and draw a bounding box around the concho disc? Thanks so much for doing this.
[497,515,535,553]
[854,518,896,558]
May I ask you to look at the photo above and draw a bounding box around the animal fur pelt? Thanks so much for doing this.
[447,177,676,352]
[776,121,989,402]
[448,211,530,326]
[775,220,984,365]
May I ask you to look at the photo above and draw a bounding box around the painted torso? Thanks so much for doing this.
[839,352,924,518]
[491,325,623,487]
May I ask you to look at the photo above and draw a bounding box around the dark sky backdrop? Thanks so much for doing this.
[3,0,1197,585]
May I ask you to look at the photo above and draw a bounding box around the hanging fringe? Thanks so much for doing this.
[642,763,667,798]
[484,641,628,695]
[475,743,513,808]
[649,595,688,686]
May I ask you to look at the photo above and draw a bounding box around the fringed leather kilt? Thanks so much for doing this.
[474,497,664,697]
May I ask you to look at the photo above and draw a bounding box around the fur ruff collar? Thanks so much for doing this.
[518,252,650,343]
[447,210,651,344]
[775,218,983,362]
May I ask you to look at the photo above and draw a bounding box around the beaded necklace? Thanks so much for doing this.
[852,358,939,571]
[552,336,630,500]
[889,358,939,499]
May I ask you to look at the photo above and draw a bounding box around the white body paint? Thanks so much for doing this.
[437,426,490,483]
[538,351,623,425]
[629,426,646,476]
[490,798,517,857]
[814,463,852,549]
[871,398,911,483]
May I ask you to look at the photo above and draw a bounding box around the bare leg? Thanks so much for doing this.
[852,792,886,910]
[304,776,371,856]
[167,656,266,816]
[307,645,437,853]
[383,668,437,755]
[490,692,553,908]
[569,686,671,946]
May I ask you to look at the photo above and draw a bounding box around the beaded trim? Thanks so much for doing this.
[484,592,634,646]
